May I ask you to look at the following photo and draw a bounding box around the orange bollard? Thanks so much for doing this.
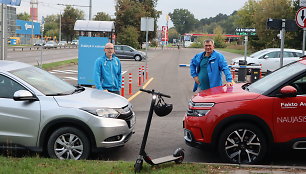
[138,67,142,86]
[146,65,149,80]
[129,73,133,95]
[121,76,125,97]
[231,69,235,80]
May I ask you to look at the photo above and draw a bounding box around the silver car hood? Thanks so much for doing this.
[53,87,129,109]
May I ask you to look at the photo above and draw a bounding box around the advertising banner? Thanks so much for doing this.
[16,20,40,35]
[161,26,168,42]
[78,36,109,85]
[0,0,21,6]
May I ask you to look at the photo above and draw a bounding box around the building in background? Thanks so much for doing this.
[16,20,41,44]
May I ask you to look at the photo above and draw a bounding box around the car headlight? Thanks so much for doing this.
[81,108,120,118]
[186,101,214,117]
[187,109,210,117]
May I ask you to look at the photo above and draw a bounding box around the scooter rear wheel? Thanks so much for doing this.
[173,148,184,164]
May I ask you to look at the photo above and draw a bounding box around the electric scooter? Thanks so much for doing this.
[134,89,184,173]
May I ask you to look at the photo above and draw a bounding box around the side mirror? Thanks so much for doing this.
[13,90,38,101]
[278,85,297,98]
[130,49,134,52]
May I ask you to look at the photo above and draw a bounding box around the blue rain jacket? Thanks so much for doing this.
[94,54,122,91]
[190,50,232,92]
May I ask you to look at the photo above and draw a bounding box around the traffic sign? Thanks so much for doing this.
[296,7,306,28]
[300,0,306,7]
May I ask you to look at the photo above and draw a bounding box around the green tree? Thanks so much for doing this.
[93,12,112,21]
[61,6,84,41]
[17,12,31,21]
[213,25,226,48]
[234,0,299,50]
[115,0,160,47]
[43,14,59,39]
[168,27,179,43]
[169,9,198,34]
[116,26,140,48]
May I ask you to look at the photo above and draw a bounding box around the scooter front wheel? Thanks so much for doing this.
[134,158,143,173]
[173,148,185,164]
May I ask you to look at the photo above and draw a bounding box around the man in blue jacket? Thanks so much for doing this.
[94,43,122,95]
[190,39,233,92]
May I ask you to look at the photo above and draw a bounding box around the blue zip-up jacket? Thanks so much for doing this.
[94,54,122,91]
[190,50,232,92]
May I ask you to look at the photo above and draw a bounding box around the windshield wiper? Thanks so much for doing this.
[70,85,85,94]
[46,92,70,96]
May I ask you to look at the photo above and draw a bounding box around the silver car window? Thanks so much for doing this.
[10,66,75,96]
[0,74,26,98]
[248,62,306,94]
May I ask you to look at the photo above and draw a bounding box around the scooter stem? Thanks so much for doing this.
[139,94,157,156]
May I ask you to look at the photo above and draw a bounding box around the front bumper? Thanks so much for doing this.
[89,114,136,148]
[184,128,212,149]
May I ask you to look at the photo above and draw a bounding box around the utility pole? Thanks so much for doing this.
[59,12,61,41]
[89,0,92,20]
[1,3,7,60]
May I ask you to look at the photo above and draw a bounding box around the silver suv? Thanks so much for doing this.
[114,45,146,61]
[0,61,135,160]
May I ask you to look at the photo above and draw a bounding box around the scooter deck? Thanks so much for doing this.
[151,155,179,164]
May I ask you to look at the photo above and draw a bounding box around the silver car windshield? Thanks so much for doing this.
[247,62,306,94]
[10,66,76,96]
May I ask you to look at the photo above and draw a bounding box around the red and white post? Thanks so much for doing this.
[146,65,149,80]
[138,67,142,86]
[142,65,145,83]
[121,76,125,97]
[128,73,133,95]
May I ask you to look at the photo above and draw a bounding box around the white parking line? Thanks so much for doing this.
[50,70,77,74]
[63,77,78,80]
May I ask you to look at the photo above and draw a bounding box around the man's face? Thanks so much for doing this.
[104,44,115,58]
[204,41,214,54]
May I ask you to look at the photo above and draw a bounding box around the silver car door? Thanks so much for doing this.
[0,74,41,147]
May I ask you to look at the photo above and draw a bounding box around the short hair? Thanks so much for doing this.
[203,39,214,46]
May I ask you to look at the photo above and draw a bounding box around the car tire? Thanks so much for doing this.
[47,127,90,160]
[218,123,267,164]
[134,55,142,61]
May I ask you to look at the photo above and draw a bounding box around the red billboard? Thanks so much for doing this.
[161,26,168,42]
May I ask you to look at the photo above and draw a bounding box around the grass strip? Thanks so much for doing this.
[41,58,78,70]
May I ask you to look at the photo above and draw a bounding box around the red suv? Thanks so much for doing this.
[183,59,306,164]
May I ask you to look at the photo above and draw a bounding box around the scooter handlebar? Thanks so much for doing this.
[140,89,171,98]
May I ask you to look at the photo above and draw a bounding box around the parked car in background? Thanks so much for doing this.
[58,41,67,46]
[114,45,146,61]
[33,40,45,46]
[0,60,135,160]
[71,40,79,45]
[184,58,306,164]
[43,41,58,49]
[231,48,305,72]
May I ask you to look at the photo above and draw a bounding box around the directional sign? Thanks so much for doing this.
[296,7,306,28]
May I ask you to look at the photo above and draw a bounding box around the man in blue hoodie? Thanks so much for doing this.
[94,43,122,95]
[190,39,233,92]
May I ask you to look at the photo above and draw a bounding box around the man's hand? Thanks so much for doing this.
[194,76,200,84]
[226,82,234,87]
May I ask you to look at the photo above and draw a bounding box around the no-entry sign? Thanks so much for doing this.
[296,7,306,28]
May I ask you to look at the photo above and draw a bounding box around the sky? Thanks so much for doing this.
[15,0,249,29]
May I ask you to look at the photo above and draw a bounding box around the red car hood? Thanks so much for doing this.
[192,83,260,103]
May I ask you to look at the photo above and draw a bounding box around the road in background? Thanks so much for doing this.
[6,47,78,65]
